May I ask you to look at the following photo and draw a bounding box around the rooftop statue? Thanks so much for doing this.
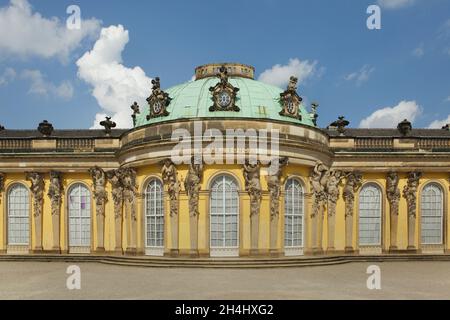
[130,102,140,127]
[100,117,116,135]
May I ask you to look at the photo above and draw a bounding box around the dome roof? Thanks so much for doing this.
[135,65,316,128]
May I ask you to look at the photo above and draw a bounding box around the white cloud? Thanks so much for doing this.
[428,115,450,129]
[412,43,424,58]
[445,96,450,102]
[258,58,319,88]
[76,25,153,129]
[21,69,74,100]
[0,0,101,62]
[359,100,422,128]
[344,65,375,86]
[0,67,16,86]
[377,0,416,10]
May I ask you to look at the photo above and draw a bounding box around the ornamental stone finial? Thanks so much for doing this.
[100,117,116,136]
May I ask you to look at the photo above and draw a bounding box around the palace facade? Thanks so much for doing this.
[1,63,449,258]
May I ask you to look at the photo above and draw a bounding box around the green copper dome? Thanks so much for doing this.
[135,65,316,128]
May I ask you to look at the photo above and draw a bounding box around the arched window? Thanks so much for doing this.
[7,184,30,245]
[68,184,91,248]
[421,183,444,245]
[144,179,164,255]
[358,184,382,246]
[210,174,239,257]
[284,178,304,250]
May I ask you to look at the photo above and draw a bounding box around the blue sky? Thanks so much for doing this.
[0,0,449,129]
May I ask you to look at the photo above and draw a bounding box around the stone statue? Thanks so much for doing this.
[218,65,229,86]
[287,76,298,92]
[47,171,63,216]
[403,171,422,218]
[106,169,124,219]
[100,117,116,135]
[309,161,329,218]
[310,102,319,126]
[342,171,363,217]
[267,157,288,219]
[26,172,44,217]
[386,171,400,215]
[162,159,180,217]
[184,157,203,217]
[326,170,344,217]
[130,102,140,127]
[243,160,262,217]
[0,172,4,203]
[122,168,138,220]
[89,166,108,216]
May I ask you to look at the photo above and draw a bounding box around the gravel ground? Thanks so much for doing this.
[0,261,449,299]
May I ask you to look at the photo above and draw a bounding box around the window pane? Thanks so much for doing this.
[145,179,165,248]
[358,184,381,245]
[68,184,91,247]
[210,175,239,248]
[284,179,304,248]
[8,184,30,245]
[421,184,443,245]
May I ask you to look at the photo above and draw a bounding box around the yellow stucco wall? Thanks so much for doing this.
[0,168,449,255]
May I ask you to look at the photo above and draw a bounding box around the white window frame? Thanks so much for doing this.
[420,183,444,245]
[209,175,239,257]
[144,178,165,256]
[7,184,30,246]
[68,183,91,251]
[284,178,304,256]
[358,184,382,247]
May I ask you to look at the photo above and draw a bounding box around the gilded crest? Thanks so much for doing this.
[209,65,240,112]
[279,76,302,120]
[146,77,171,120]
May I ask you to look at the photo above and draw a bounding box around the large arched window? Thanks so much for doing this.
[284,178,304,251]
[144,179,164,255]
[358,184,382,246]
[210,174,239,257]
[68,183,91,248]
[7,184,30,245]
[420,183,444,245]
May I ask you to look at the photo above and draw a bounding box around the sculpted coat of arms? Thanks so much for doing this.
[279,76,302,120]
[146,77,171,120]
[209,65,240,112]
